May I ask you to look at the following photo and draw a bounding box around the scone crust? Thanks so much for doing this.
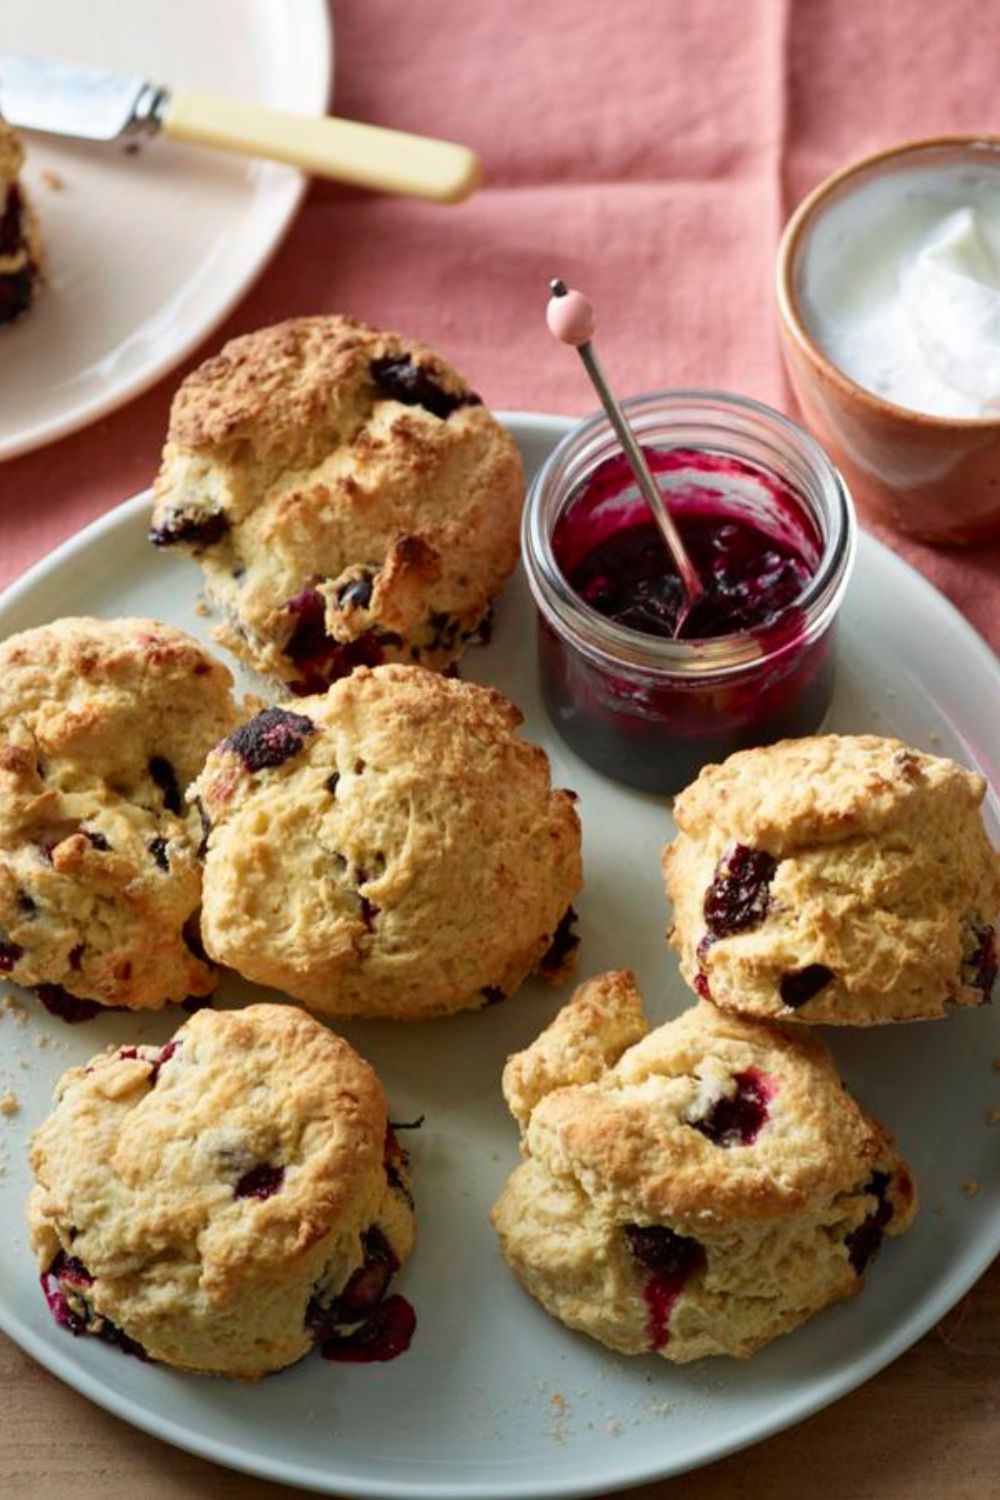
[492,973,916,1362]
[0,618,240,1010]
[192,664,582,1018]
[664,735,1000,1024]
[28,1004,416,1378]
[150,315,523,690]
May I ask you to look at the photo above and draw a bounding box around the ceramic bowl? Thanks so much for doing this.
[776,135,1000,545]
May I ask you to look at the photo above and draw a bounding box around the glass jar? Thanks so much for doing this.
[522,391,856,794]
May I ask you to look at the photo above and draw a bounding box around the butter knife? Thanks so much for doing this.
[0,52,479,202]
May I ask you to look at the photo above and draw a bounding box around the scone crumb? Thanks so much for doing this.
[41,169,64,191]
[2,994,27,1024]
[962,1177,981,1198]
[986,1107,1000,1126]
[604,1417,622,1437]
[545,1390,570,1444]
[0,1092,18,1115]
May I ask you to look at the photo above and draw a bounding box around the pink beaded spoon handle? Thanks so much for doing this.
[546,279,705,633]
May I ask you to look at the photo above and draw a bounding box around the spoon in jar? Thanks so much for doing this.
[546,278,706,635]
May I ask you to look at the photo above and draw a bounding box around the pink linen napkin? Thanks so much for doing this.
[1,0,998,649]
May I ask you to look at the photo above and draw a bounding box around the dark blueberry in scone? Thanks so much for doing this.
[779,964,835,1009]
[689,1067,773,1146]
[223,707,317,772]
[0,126,43,327]
[703,844,777,939]
[369,352,482,419]
[149,509,230,550]
[624,1224,705,1276]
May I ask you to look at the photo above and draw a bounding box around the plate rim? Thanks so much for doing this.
[0,0,333,462]
[0,410,999,1498]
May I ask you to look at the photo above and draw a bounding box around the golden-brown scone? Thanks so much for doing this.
[0,618,241,1013]
[0,114,43,325]
[149,315,523,692]
[492,972,916,1362]
[663,735,1000,1024]
[28,1004,417,1378]
[191,664,583,1019]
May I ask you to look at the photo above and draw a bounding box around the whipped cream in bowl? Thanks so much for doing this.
[776,136,1000,544]
[800,163,1000,419]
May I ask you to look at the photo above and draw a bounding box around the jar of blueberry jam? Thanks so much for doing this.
[523,392,856,793]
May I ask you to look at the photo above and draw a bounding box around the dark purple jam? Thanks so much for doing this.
[568,516,810,640]
[542,447,836,793]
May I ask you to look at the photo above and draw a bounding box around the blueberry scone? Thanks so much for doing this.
[664,735,1000,1025]
[150,315,523,692]
[0,618,240,1013]
[29,1003,417,1376]
[192,664,583,1019]
[491,971,916,1362]
[0,114,43,325]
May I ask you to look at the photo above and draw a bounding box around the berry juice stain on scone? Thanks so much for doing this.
[0,619,241,1014]
[149,315,524,692]
[29,1004,417,1378]
[664,735,1000,1024]
[624,1226,705,1349]
[492,971,917,1361]
[191,665,583,1020]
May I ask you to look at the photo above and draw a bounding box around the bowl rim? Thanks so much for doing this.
[776,132,1000,431]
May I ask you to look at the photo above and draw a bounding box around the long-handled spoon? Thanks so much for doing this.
[546,279,705,635]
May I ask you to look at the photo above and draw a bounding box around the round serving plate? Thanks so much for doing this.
[0,412,998,1497]
[0,0,332,459]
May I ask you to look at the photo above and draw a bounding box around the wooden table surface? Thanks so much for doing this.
[3,1257,1000,1500]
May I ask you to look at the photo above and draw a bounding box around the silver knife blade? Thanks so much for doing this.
[0,53,167,141]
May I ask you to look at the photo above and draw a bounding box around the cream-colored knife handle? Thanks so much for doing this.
[162,90,480,203]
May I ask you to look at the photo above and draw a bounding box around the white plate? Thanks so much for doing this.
[0,0,332,459]
[1,412,999,1499]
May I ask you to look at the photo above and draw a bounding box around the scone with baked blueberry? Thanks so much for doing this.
[492,971,916,1362]
[0,114,43,324]
[191,664,583,1019]
[0,617,240,1013]
[29,1003,417,1377]
[150,315,523,692]
[664,735,1000,1024]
